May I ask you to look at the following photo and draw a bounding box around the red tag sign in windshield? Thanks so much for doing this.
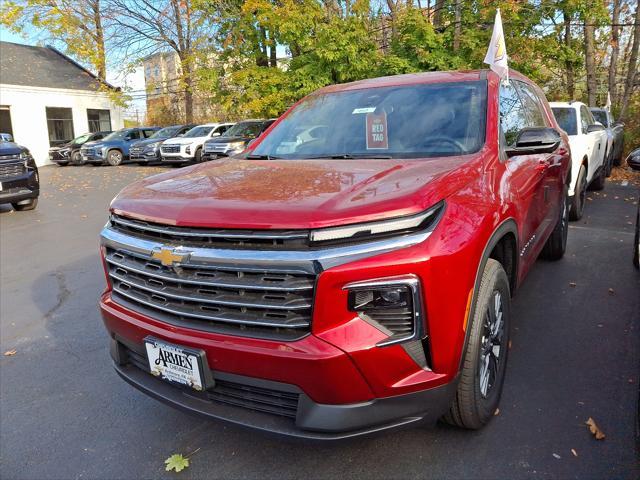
[366,112,389,150]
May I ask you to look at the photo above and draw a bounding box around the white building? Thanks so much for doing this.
[0,41,124,166]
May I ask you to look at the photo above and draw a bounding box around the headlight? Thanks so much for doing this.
[60,149,70,157]
[309,202,444,243]
[144,142,160,153]
[228,141,246,151]
[19,151,30,159]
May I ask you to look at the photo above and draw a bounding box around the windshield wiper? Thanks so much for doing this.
[245,154,282,160]
[303,154,393,160]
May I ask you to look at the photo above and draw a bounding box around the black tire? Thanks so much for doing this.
[194,148,202,163]
[12,198,38,211]
[570,165,587,221]
[605,149,613,177]
[106,150,123,166]
[137,161,148,166]
[71,151,83,165]
[443,259,511,429]
[57,162,69,167]
[589,163,606,191]
[541,186,569,260]
[633,205,639,269]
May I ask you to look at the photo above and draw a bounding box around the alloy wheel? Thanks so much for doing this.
[479,291,505,398]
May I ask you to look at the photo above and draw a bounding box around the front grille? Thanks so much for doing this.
[0,161,26,179]
[105,247,315,340]
[204,143,229,153]
[110,214,310,250]
[81,148,95,156]
[161,145,180,153]
[124,345,299,418]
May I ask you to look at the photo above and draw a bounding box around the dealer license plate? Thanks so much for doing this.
[144,338,205,391]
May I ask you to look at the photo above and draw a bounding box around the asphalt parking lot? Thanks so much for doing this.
[1,165,639,479]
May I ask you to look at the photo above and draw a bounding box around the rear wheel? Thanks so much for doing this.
[107,150,123,166]
[590,164,606,191]
[443,259,510,429]
[12,198,38,211]
[541,186,569,260]
[570,165,587,221]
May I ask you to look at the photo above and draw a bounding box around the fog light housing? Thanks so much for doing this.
[345,275,424,347]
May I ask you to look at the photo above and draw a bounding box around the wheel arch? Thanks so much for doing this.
[455,218,519,372]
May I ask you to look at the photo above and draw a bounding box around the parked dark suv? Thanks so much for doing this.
[49,131,112,166]
[81,127,159,166]
[0,142,39,211]
[201,119,275,161]
[129,124,196,165]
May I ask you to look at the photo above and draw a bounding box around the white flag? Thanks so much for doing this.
[605,92,611,111]
[484,9,509,83]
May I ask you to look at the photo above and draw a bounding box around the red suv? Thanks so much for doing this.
[100,70,570,438]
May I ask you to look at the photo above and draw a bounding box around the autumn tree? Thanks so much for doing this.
[107,0,214,122]
[0,0,109,79]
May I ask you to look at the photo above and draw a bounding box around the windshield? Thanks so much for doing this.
[552,108,577,135]
[72,133,92,144]
[183,125,214,138]
[591,110,608,127]
[250,81,487,159]
[224,122,264,138]
[103,129,131,141]
[151,126,181,139]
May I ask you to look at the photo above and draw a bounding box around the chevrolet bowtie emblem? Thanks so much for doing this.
[151,246,191,267]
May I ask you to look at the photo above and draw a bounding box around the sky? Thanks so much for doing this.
[0,27,147,118]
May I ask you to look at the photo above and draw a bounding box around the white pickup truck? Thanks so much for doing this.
[550,101,608,220]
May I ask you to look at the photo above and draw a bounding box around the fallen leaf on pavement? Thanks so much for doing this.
[569,282,577,287]
[586,417,605,440]
[608,288,615,295]
[3,350,16,356]
[552,453,561,459]
[571,449,578,457]
[165,454,189,473]
[494,408,500,416]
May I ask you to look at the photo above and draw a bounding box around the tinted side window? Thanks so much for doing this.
[94,134,104,140]
[515,81,547,127]
[143,129,156,138]
[179,126,191,135]
[499,82,529,146]
[215,125,229,135]
[261,120,275,132]
[128,130,140,140]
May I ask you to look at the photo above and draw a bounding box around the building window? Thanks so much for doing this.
[0,106,13,137]
[87,109,111,132]
[45,107,74,146]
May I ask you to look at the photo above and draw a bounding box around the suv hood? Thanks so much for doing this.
[0,142,25,156]
[134,137,167,147]
[163,136,206,145]
[111,156,482,230]
[207,135,250,144]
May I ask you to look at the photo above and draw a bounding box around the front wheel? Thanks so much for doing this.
[12,198,38,211]
[71,151,83,165]
[106,150,123,166]
[541,186,569,260]
[570,165,587,221]
[194,148,202,163]
[590,164,606,191]
[443,259,511,429]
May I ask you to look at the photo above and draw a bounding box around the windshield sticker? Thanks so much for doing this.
[352,107,376,114]
[366,112,389,150]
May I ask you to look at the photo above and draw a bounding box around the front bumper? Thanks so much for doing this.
[130,151,159,163]
[82,152,106,164]
[0,169,39,205]
[161,154,195,163]
[108,331,456,440]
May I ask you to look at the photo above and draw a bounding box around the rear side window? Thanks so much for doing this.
[499,82,530,146]
[128,130,141,140]
[142,129,156,138]
[515,81,547,127]
[551,108,577,135]
[591,110,608,127]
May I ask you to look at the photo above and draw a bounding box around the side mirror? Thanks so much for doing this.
[177,133,184,137]
[613,121,625,128]
[506,127,561,157]
[587,123,605,133]
[627,149,640,171]
[211,132,220,137]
